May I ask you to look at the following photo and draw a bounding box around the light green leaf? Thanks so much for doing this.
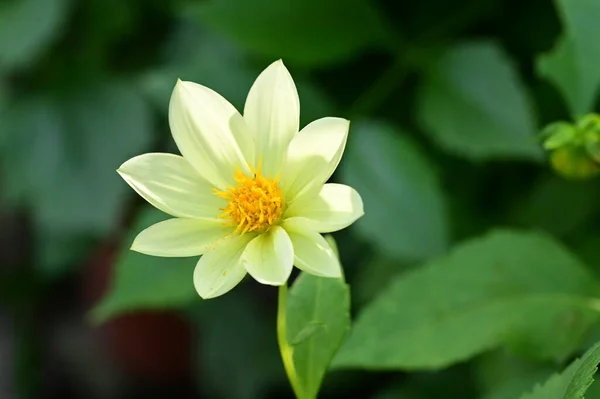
[290,321,326,346]
[519,341,600,399]
[340,120,448,261]
[0,0,70,69]
[537,0,600,116]
[417,41,542,161]
[187,0,391,66]
[333,229,600,370]
[90,207,197,322]
[287,273,351,399]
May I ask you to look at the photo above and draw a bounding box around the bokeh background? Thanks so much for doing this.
[1,0,599,398]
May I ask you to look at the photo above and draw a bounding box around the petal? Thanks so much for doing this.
[131,218,234,257]
[118,153,224,219]
[242,226,294,285]
[282,219,342,278]
[244,60,300,177]
[280,117,349,201]
[169,80,254,189]
[285,183,364,233]
[193,234,255,299]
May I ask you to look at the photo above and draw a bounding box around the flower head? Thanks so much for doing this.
[117,60,364,299]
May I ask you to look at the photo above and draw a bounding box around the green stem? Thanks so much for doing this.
[277,283,303,399]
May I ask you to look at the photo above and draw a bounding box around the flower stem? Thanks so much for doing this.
[277,283,303,399]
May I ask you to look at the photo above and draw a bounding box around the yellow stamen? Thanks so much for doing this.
[214,160,284,235]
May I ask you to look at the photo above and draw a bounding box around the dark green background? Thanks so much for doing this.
[1,0,599,398]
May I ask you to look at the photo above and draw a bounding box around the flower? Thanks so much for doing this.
[117,60,364,299]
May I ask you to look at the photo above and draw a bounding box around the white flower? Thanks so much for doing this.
[117,60,364,299]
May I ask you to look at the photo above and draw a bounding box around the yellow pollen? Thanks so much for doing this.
[214,161,283,235]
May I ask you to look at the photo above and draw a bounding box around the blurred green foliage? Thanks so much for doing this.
[3,0,600,398]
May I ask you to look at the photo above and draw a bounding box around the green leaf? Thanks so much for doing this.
[333,229,600,370]
[90,207,198,322]
[287,273,351,399]
[537,0,600,116]
[339,120,448,261]
[0,0,70,69]
[290,321,326,346]
[518,341,600,399]
[187,0,391,66]
[417,41,542,161]
[193,291,284,399]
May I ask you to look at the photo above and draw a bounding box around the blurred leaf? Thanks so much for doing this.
[518,341,600,399]
[576,235,600,273]
[34,229,91,278]
[141,24,334,127]
[340,120,448,261]
[187,0,391,66]
[91,207,197,322]
[417,41,542,161]
[0,0,70,69]
[140,29,254,113]
[476,350,555,399]
[333,229,600,370]
[0,97,64,203]
[373,366,478,399]
[287,273,350,399]
[537,0,600,116]
[351,256,408,307]
[35,83,153,236]
[510,175,600,237]
[0,82,153,275]
[195,290,284,399]
[482,375,553,399]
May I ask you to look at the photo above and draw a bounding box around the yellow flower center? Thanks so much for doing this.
[214,162,283,235]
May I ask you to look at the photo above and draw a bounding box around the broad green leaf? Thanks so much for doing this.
[417,41,542,161]
[333,229,600,370]
[537,0,600,116]
[340,120,448,261]
[0,0,70,69]
[193,291,284,399]
[90,207,197,322]
[519,341,600,399]
[187,0,391,66]
[287,273,351,399]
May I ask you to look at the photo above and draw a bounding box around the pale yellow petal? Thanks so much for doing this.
[242,226,294,285]
[280,117,349,201]
[244,60,299,177]
[117,153,224,219]
[285,183,364,233]
[282,219,342,278]
[193,234,255,299]
[131,218,234,257]
[169,80,254,189]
